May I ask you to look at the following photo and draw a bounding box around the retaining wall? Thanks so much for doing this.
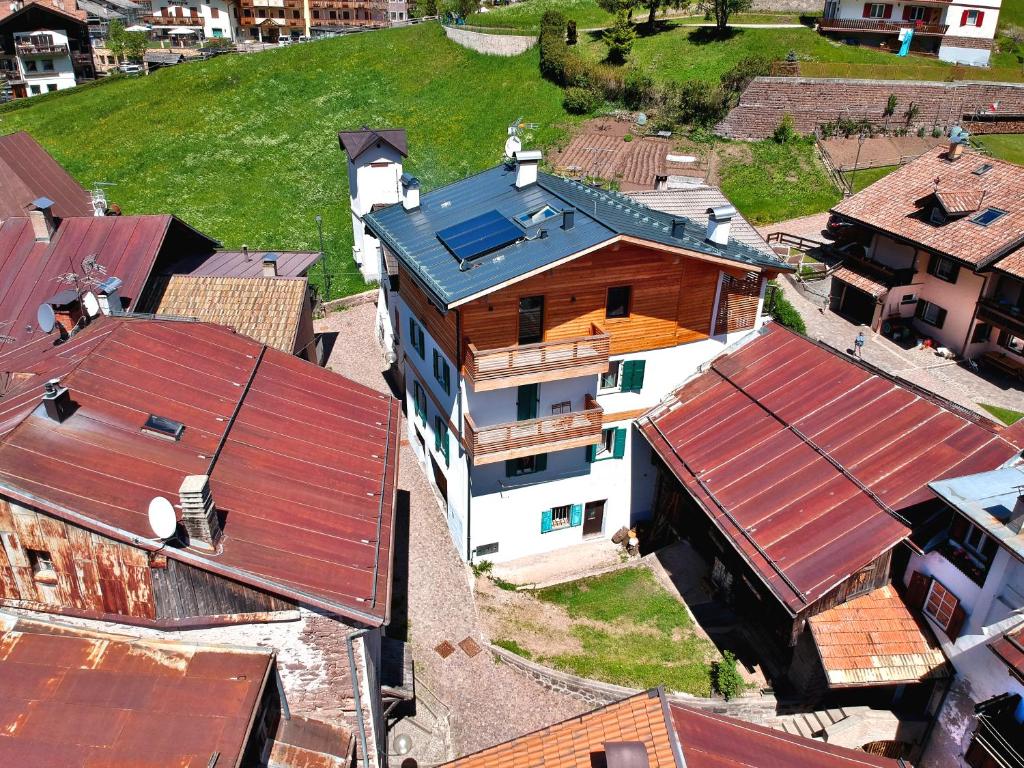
[443,25,536,56]
[718,77,1024,139]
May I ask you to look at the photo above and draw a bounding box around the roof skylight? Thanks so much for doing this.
[972,208,1007,227]
[515,205,558,228]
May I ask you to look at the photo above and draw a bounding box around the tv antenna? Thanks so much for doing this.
[0,321,16,346]
[147,496,178,540]
[91,182,114,217]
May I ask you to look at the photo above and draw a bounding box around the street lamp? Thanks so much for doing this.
[315,214,330,302]
[848,128,867,197]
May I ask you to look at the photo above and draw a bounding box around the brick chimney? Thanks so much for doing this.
[262,253,278,277]
[29,197,56,242]
[178,475,221,551]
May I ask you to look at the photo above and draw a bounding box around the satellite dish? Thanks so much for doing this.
[147,496,178,540]
[82,291,100,318]
[504,134,522,159]
[36,303,56,334]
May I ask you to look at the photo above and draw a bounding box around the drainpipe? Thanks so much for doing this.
[346,631,371,768]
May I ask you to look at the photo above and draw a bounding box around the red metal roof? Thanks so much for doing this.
[0,611,272,768]
[990,621,1024,683]
[0,132,92,221]
[165,249,321,279]
[0,215,219,349]
[0,316,400,625]
[639,324,1021,615]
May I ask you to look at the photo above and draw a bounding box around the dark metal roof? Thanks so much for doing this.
[169,249,321,279]
[365,165,788,309]
[337,127,408,161]
[0,316,400,625]
[0,132,92,221]
[639,323,1021,615]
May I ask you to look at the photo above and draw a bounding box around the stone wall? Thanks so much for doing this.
[718,77,1024,139]
[443,25,536,56]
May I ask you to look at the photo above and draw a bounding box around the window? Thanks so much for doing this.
[475,542,499,557]
[28,549,54,579]
[46,83,56,92]
[929,206,947,226]
[924,579,959,629]
[973,163,993,176]
[587,427,626,462]
[211,6,219,15]
[30,85,40,95]
[962,8,982,26]
[971,322,992,344]
[541,504,582,532]
[972,208,1007,227]
[433,415,450,466]
[408,317,425,358]
[432,350,451,394]
[999,331,1024,355]
[506,454,547,477]
[900,293,917,305]
[25,59,38,71]
[866,3,886,18]
[143,414,185,441]
[515,205,558,228]
[946,516,998,586]
[906,5,925,20]
[600,360,621,390]
[915,299,947,329]
[42,60,54,71]
[412,380,427,425]
[292,9,300,17]
[927,255,960,284]
[606,286,631,319]
[551,505,571,529]
[551,401,571,415]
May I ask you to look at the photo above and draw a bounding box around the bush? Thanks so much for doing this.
[564,86,603,114]
[720,55,770,97]
[589,62,625,101]
[602,9,636,64]
[772,113,796,144]
[768,282,806,334]
[667,79,727,126]
[623,133,633,142]
[562,53,594,88]
[623,68,655,110]
[712,650,746,701]
[539,10,569,82]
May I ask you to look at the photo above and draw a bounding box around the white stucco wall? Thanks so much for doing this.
[348,147,403,281]
[14,29,76,96]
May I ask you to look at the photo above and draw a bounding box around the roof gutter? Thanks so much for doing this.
[346,630,372,768]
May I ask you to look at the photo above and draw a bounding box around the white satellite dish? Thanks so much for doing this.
[82,291,100,318]
[147,496,178,540]
[36,303,56,334]
[504,134,522,159]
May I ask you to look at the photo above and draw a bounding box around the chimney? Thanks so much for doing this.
[242,244,250,261]
[41,378,73,423]
[515,150,542,189]
[561,209,575,230]
[604,742,650,768]
[706,205,737,246]
[29,197,56,242]
[262,253,278,277]
[97,276,123,315]
[1010,493,1024,534]
[948,126,969,161]
[671,219,687,239]
[178,475,221,551]
[401,173,420,211]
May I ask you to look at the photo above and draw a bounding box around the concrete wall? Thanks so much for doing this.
[443,25,536,56]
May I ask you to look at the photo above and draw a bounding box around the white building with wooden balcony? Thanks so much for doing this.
[347,130,790,563]
[818,0,1001,65]
[0,1,93,98]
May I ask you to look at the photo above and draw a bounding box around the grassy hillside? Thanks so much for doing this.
[469,0,612,30]
[0,23,575,297]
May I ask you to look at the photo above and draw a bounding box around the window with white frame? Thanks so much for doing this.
[907,5,925,20]
[551,504,571,530]
[964,9,980,26]
[600,360,621,390]
[867,3,886,18]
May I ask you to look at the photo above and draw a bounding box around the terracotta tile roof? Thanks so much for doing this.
[990,621,1024,683]
[155,275,308,354]
[935,188,984,216]
[832,147,1024,268]
[440,689,682,768]
[995,245,1024,280]
[0,0,87,22]
[832,267,887,299]
[808,585,949,687]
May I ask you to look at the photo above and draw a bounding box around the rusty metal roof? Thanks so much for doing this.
[0,611,273,767]
[0,316,400,625]
[808,585,949,687]
[639,324,1020,615]
[990,621,1024,683]
[0,132,92,221]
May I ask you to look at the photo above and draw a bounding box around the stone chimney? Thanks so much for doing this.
[515,150,542,189]
[401,173,420,211]
[706,205,737,246]
[29,197,56,242]
[178,475,221,551]
[262,253,278,277]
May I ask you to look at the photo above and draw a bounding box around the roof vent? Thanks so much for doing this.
[143,414,184,441]
[561,209,575,230]
[41,378,73,423]
[401,173,420,211]
[515,149,542,189]
[29,196,56,242]
[262,253,278,277]
[671,219,687,239]
[706,204,736,246]
[948,126,970,161]
[604,742,650,768]
[97,276,123,316]
[179,474,221,551]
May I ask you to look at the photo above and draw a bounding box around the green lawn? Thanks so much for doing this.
[0,23,576,298]
[975,135,1024,166]
[719,138,842,225]
[981,403,1024,426]
[469,0,611,30]
[843,163,898,193]
[533,567,715,695]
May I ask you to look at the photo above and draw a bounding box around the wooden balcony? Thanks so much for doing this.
[143,14,205,25]
[15,42,69,55]
[464,395,604,465]
[464,324,610,392]
[978,297,1024,339]
[818,17,949,36]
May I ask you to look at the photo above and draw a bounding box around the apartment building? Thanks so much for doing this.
[345,128,789,564]
[143,0,233,39]
[0,0,93,98]
[818,0,1001,66]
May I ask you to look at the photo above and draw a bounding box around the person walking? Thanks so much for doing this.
[854,331,866,359]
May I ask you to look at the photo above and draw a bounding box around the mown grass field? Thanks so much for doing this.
[975,134,1024,165]
[843,163,898,193]
[0,23,576,297]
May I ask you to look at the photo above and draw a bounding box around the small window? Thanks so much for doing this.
[972,208,1007,227]
[965,9,980,25]
[900,293,917,305]
[600,360,621,390]
[924,580,958,629]
[929,206,947,226]
[515,205,558,228]
[606,286,631,319]
[927,255,959,284]
[971,322,992,344]
[907,5,925,20]
[551,504,571,530]
[42,60,54,71]
[507,454,547,477]
[868,3,886,17]
[412,380,427,425]
[915,299,947,328]
[30,85,41,95]
[999,331,1024,355]
[597,427,616,458]
[28,549,56,583]
[25,60,38,72]
[46,83,57,92]
[551,401,571,415]
[143,414,185,441]
[973,163,993,176]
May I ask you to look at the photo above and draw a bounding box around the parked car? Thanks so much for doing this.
[825,213,857,241]
[118,63,142,75]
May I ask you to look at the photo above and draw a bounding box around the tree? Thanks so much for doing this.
[108,20,147,63]
[602,9,636,64]
[597,0,639,21]
[641,0,687,28]
[452,0,478,19]
[696,0,751,31]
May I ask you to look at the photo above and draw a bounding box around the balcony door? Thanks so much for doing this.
[823,0,838,18]
[518,296,544,345]
[583,500,605,537]
[517,383,538,421]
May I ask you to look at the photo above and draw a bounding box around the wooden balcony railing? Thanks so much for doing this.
[818,17,949,36]
[463,394,604,465]
[15,42,69,55]
[978,298,1024,339]
[465,324,610,392]
[143,14,205,25]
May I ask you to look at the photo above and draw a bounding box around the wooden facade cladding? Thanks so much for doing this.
[713,270,762,336]
[398,264,458,362]
[458,242,724,361]
[0,497,295,625]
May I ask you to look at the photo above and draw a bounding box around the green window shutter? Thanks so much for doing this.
[408,317,415,349]
[621,361,633,391]
[517,383,538,421]
[441,360,451,395]
[433,416,442,451]
[417,327,425,359]
[570,504,583,527]
[622,360,646,392]
[432,349,440,380]
[586,444,597,463]
[535,454,547,472]
[442,430,450,466]
[541,509,553,534]
[612,427,627,459]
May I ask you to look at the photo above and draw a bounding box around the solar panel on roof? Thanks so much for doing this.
[436,209,522,261]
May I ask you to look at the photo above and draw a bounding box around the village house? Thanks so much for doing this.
[0,314,402,766]
[0,0,94,99]
[443,687,907,768]
[828,139,1024,377]
[638,322,1022,757]
[344,128,789,564]
[143,0,234,40]
[817,0,1001,66]
[0,611,355,766]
